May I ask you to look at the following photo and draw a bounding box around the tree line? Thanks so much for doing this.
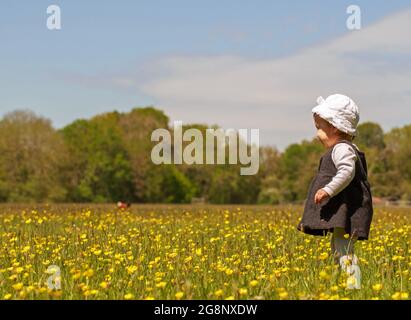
[0,107,409,204]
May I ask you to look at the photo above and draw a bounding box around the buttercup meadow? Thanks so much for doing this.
[0,204,409,300]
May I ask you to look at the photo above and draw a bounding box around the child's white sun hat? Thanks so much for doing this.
[312,94,360,136]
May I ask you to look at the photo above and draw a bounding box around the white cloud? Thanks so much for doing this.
[51,8,409,150]
[131,8,411,150]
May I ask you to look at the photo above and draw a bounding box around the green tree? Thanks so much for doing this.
[0,110,67,202]
[278,139,323,202]
[144,165,195,203]
[119,107,170,202]
[383,125,411,200]
[60,112,134,202]
[257,147,283,204]
[356,122,385,150]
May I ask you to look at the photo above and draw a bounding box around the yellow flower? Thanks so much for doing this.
[225,268,234,275]
[126,265,138,274]
[72,272,81,280]
[225,296,234,300]
[249,280,258,287]
[175,292,184,299]
[21,246,31,253]
[195,248,202,256]
[124,293,134,300]
[156,281,167,289]
[26,286,35,293]
[3,293,12,300]
[15,267,24,274]
[38,287,47,293]
[214,289,224,297]
[83,268,94,278]
[372,284,383,292]
[319,252,329,260]
[100,281,109,289]
[319,292,330,300]
[392,292,401,300]
[319,271,331,280]
[279,291,289,299]
[12,283,24,291]
[239,288,248,296]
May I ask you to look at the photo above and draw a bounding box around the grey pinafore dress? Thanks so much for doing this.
[297,140,373,240]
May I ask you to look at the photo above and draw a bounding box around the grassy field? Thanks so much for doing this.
[0,204,409,300]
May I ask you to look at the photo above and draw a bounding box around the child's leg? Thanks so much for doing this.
[331,227,361,289]
[331,228,355,258]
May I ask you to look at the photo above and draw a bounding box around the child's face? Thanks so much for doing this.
[313,114,339,148]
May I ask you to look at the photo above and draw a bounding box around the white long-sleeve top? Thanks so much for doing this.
[322,142,358,198]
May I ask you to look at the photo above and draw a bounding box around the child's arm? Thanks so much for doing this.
[323,143,357,197]
[315,143,357,204]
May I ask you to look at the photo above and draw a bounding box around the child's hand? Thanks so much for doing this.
[314,189,330,204]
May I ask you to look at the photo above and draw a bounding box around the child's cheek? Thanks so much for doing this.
[318,131,330,145]
[317,130,326,141]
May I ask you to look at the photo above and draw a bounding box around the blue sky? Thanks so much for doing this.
[1,0,411,149]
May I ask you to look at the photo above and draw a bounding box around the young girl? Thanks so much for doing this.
[297,94,373,289]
